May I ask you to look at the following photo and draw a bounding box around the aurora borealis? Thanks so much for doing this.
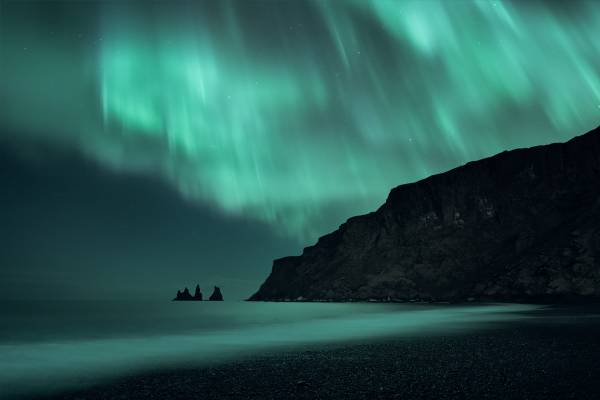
[2,0,600,239]
[1,0,599,298]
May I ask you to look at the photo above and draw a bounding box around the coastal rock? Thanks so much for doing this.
[181,287,192,299]
[194,284,203,300]
[173,285,201,301]
[209,286,224,301]
[250,126,600,302]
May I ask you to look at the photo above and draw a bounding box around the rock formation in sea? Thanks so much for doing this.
[194,284,203,300]
[209,286,224,301]
[173,285,201,301]
[250,126,600,303]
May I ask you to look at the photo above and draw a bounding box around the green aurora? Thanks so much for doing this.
[1,0,600,240]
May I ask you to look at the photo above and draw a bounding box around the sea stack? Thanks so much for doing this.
[173,285,202,301]
[193,284,203,300]
[209,286,224,301]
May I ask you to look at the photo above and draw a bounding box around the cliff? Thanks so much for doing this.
[250,126,600,302]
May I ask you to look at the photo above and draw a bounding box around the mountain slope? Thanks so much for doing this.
[250,126,600,302]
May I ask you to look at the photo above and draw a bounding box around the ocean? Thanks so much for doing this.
[0,301,562,399]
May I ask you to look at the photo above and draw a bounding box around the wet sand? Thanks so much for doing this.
[38,309,600,400]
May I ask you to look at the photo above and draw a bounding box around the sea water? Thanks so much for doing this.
[0,301,542,399]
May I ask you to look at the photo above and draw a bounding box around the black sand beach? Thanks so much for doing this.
[37,307,600,400]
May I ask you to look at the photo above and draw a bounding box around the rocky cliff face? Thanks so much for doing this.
[250,126,600,302]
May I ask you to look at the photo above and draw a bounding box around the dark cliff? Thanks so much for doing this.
[250,126,600,302]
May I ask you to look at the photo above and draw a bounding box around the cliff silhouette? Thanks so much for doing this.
[250,125,600,303]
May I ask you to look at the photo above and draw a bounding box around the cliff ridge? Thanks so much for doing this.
[250,126,600,302]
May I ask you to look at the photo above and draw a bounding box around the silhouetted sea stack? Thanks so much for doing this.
[173,284,223,301]
[194,284,203,300]
[173,285,202,301]
[250,126,600,303]
[209,286,224,301]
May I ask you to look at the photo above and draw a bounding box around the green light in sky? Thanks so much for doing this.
[1,0,599,240]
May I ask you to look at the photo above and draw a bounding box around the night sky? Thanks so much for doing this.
[1,0,599,300]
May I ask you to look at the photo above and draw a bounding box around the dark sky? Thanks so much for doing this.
[1,0,599,299]
[0,143,299,299]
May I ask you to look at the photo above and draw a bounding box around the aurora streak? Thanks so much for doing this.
[1,0,599,240]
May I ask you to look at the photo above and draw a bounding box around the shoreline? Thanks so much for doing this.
[35,316,600,400]
[245,297,600,305]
